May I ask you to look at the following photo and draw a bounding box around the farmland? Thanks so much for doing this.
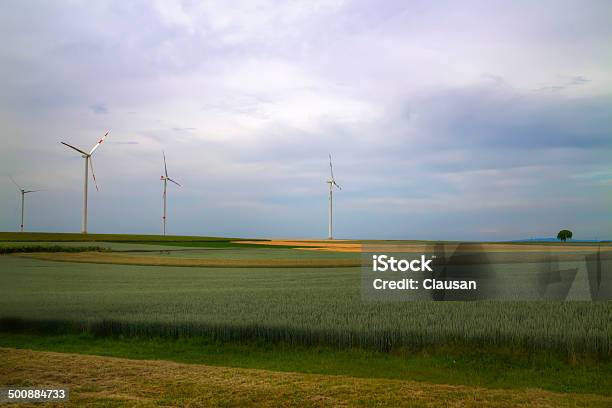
[0,232,611,405]
[1,252,611,354]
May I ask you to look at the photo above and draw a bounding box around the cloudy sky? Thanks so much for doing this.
[1,0,611,240]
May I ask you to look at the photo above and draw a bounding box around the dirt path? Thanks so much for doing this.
[1,347,610,407]
[13,252,359,267]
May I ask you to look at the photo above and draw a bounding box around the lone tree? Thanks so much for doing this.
[557,230,573,242]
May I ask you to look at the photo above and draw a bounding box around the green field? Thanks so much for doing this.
[1,254,610,355]
[0,232,611,403]
[0,232,239,242]
[2,333,610,396]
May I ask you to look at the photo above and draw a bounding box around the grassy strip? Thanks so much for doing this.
[0,332,610,396]
[14,251,360,267]
[0,231,242,242]
[5,347,611,407]
[0,245,109,255]
[132,240,301,249]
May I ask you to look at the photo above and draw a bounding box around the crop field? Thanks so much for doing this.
[1,232,611,406]
[1,239,611,355]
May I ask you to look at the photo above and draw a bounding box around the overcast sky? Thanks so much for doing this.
[1,0,611,240]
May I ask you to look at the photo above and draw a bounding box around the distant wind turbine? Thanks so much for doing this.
[9,176,42,232]
[60,131,109,234]
[327,154,341,240]
[160,151,181,236]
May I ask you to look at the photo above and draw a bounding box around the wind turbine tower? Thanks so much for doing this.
[60,131,109,234]
[327,154,342,240]
[160,151,181,236]
[9,177,42,232]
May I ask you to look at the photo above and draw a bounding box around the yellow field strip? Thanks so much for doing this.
[1,348,609,407]
[235,240,363,252]
[13,252,360,268]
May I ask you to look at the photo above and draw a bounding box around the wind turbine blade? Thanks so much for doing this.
[329,154,334,180]
[168,178,181,187]
[333,181,342,190]
[89,131,109,155]
[24,189,43,193]
[89,158,99,191]
[8,176,22,190]
[163,151,168,177]
[61,142,89,156]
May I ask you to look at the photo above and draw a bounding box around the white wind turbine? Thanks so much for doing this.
[327,153,341,240]
[160,151,181,236]
[60,131,109,234]
[9,176,42,232]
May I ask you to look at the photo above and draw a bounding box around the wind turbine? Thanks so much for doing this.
[60,131,109,234]
[327,153,341,240]
[160,151,181,236]
[9,176,42,232]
